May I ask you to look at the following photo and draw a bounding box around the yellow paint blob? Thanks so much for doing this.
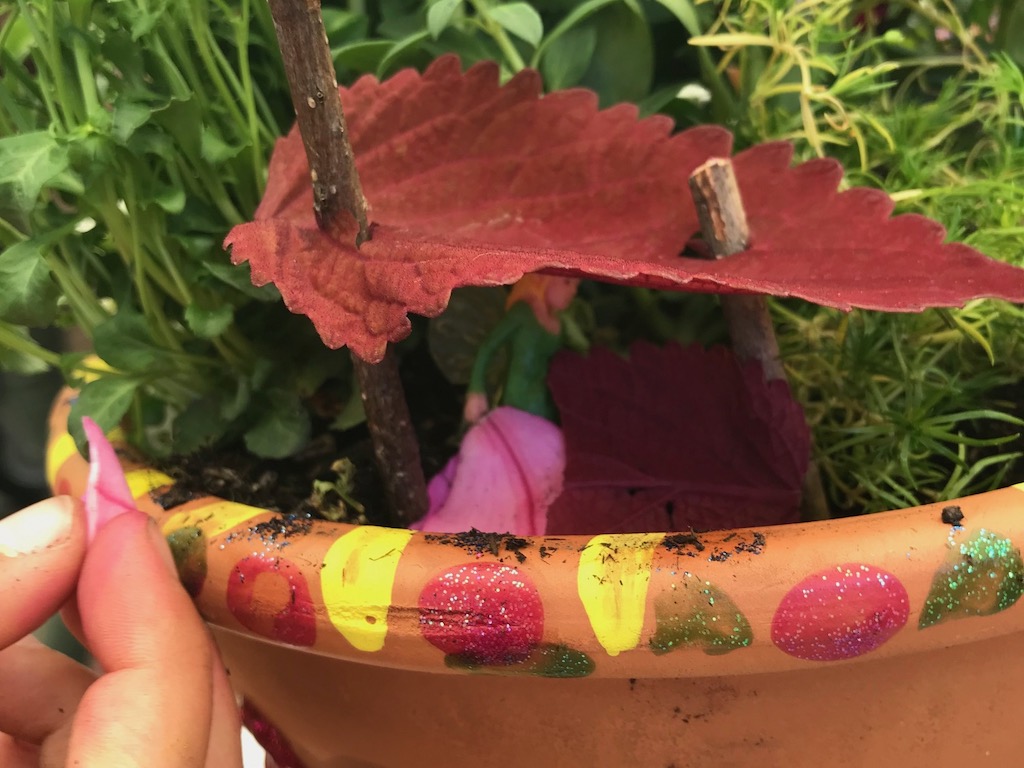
[124,469,174,498]
[46,433,77,488]
[578,533,664,656]
[320,526,414,652]
[162,500,266,538]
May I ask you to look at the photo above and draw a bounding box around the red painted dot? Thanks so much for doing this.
[771,563,909,661]
[227,555,316,647]
[419,562,543,664]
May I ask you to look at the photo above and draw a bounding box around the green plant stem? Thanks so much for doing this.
[0,322,61,367]
[266,0,428,528]
[469,0,526,72]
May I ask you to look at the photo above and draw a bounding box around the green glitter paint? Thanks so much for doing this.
[166,525,207,597]
[919,529,1024,629]
[445,643,595,678]
[649,572,752,655]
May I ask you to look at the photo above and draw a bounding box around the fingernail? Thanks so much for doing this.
[0,496,76,557]
[146,518,180,579]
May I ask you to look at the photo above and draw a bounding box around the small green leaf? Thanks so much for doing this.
[185,302,234,339]
[202,261,282,301]
[173,395,230,454]
[244,391,311,458]
[652,0,701,35]
[111,101,153,144]
[0,239,59,326]
[93,312,164,373]
[0,325,50,374]
[200,127,246,164]
[532,0,617,65]
[68,376,140,452]
[428,287,508,385]
[333,40,394,73]
[540,22,598,90]
[377,31,433,77]
[0,132,71,211]
[428,0,462,39]
[489,3,544,47]
[577,2,654,106]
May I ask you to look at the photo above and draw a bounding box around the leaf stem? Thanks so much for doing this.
[266,0,428,528]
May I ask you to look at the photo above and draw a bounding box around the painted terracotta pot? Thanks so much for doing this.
[48,389,1024,766]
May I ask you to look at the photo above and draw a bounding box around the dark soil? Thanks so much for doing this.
[154,340,462,526]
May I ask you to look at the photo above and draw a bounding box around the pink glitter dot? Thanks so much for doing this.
[419,562,543,664]
[771,563,909,661]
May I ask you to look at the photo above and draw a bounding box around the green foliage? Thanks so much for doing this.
[1,0,1022,515]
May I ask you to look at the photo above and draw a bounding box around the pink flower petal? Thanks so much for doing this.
[82,417,139,544]
[412,407,565,536]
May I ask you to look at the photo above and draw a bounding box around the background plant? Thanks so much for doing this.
[1,0,1021,516]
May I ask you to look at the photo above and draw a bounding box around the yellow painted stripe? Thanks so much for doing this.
[162,500,266,538]
[320,526,414,652]
[578,533,664,656]
[124,469,174,498]
[46,433,78,489]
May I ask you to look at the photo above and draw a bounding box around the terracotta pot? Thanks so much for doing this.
[48,388,1024,766]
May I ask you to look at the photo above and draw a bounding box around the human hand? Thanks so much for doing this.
[0,496,243,767]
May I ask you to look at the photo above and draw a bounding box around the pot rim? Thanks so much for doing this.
[48,388,1024,679]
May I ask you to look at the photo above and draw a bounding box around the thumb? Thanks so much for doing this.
[69,510,216,768]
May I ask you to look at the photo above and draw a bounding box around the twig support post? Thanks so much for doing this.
[267,0,428,527]
[689,158,829,521]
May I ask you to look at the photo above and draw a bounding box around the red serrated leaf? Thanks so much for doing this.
[544,343,810,535]
[226,56,1024,362]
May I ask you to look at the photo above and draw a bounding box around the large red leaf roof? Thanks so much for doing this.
[226,56,1024,363]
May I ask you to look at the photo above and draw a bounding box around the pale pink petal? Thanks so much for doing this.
[412,407,565,536]
[82,417,139,544]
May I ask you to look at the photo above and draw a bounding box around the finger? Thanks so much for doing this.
[0,497,86,648]
[0,635,95,744]
[0,733,39,768]
[69,511,215,768]
[204,645,243,767]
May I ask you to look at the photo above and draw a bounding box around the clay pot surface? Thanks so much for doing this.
[48,390,1024,766]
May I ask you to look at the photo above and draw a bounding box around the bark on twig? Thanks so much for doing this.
[267,0,428,527]
[689,158,830,521]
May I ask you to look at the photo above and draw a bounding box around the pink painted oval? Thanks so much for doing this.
[419,562,544,664]
[771,563,909,661]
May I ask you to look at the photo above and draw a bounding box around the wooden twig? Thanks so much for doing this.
[689,158,830,521]
[267,0,428,527]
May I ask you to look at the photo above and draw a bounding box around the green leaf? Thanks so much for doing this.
[200,127,246,164]
[202,260,281,301]
[652,0,701,35]
[540,23,598,89]
[0,326,50,374]
[333,40,395,73]
[172,394,230,454]
[68,376,140,452]
[0,132,71,212]
[93,311,165,373]
[244,390,311,459]
[111,101,153,144]
[531,0,617,65]
[184,302,234,339]
[377,31,433,77]
[0,239,59,326]
[428,287,508,385]
[577,2,654,106]
[489,3,544,47]
[428,0,463,39]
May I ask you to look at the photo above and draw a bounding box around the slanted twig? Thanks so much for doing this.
[267,0,427,527]
[689,158,830,521]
